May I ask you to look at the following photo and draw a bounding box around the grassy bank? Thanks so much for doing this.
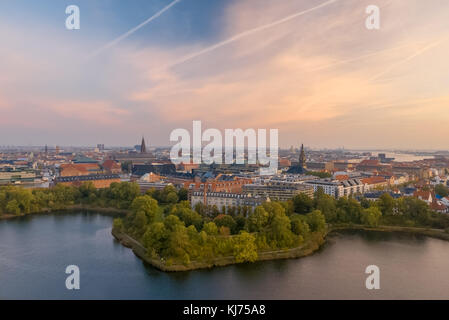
[111,228,327,272]
[330,224,449,241]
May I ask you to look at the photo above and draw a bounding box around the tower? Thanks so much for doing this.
[299,144,306,169]
[140,136,147,154]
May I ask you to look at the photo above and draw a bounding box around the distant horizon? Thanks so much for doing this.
[0,143,447,153]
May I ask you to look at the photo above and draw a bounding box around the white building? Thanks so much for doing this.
[304,178,365,198]
[191,192,268,212]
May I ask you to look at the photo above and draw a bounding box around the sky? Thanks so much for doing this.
[1,0,449,149]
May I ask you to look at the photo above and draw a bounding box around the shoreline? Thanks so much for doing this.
[112,223,449,272]
[3,208,448,272]
[0,205,128,221]
[111,228,327,272]
[329,224,449,241]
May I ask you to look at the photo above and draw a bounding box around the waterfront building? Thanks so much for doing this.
[242,181,314,201]
[137,181,172,194]
[304,178,365,198]
[183,174,252,194]
[54,174,121,188]
[190,191,268,212]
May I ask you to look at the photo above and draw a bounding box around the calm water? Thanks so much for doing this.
[1,212,449,300]
[370,152,433,162]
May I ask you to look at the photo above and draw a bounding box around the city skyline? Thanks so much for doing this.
[1,0,449,149]
[1,142,448,154]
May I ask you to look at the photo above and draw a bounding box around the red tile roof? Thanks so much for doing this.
[358,160,380,166]
[361,176,387,185]
[413,190,433,201]
[102,160,121,170]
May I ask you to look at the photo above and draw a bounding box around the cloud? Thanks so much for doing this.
[169,0,339,67]
[126,0,449,148]
[2,0,449,148]
[88,0,182,59]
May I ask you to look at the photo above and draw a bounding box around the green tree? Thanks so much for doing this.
[178,188,189,201]
[306,210,326,232]
[267,213,296,248]
[246,206,269,232]
[106,182,140,209]
[170,204,203,230]
[290,214,311,237]
[162,217,192,265]
[143,222,167,254]
[234,215,246,233]
[6,199,21,215]
[156,185,179,204]
[403,197,430,225]
[280,200,294,215]
[377,193,395,216]
[194,202,206,215]
[360,207,382,227]
[130,195,160,224]
[214,215,237,234]
[202,222,218,235]
[336,197,362,223]
[314,190,337,222]
[210,205,220,217]
[133,211,148,235]
[360,197,371,209]
[79,182,97,200]
[112,218,124,232]
[166,191,179,204]
[292,193,313,214]
[233,232,258,263]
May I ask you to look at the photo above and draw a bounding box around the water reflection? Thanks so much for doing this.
[1,213,449,299]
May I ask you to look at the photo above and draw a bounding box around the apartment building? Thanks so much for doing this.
[304,178,365,198]
[242,182,314,201]
[190,191,268,211]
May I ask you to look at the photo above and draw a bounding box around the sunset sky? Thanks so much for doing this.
[1,0,449,149]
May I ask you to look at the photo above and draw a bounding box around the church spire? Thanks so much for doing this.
[299,143,306,169]
[140,136,147,154]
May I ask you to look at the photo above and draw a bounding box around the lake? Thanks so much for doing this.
[0,212,448,299]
